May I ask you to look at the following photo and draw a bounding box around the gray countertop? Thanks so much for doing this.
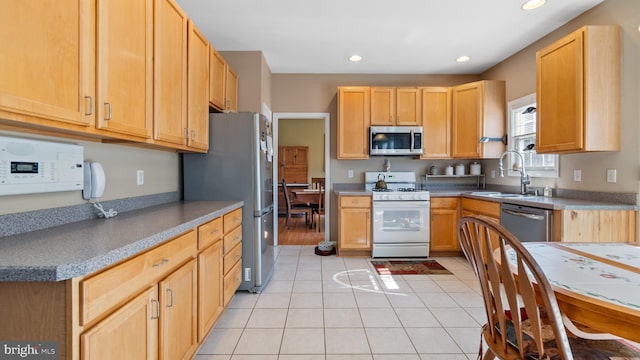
[334,188,638,211]
[0,201,243,282]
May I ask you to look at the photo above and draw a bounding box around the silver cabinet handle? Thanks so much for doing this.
[84,96,93,115]
[166,288,174,308]
[151,299,160,319]
[502,208,545,221]
[104,102,112,120]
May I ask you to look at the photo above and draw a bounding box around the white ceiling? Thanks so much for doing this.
[176,0,604,74]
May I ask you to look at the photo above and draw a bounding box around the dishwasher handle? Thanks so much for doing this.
[502,208,546,221]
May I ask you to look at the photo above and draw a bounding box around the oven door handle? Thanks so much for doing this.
[502,208,545,221]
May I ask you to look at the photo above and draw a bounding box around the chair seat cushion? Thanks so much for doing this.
[497,314,640,360]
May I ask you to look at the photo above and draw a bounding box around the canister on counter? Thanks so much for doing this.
[470,162,481,175]
[455,163,465,176]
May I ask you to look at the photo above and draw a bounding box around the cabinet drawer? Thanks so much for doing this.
[80,230,197,326]
[224,242,242,274]
[198,217,223,249]
[223,208,242,233]
[340,196,371,208]
[461,198,500,218]
[431,197,458,209]
[223,225,242,254]
[223,260,242,306]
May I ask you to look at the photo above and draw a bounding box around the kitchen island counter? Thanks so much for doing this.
[0,201,243,281]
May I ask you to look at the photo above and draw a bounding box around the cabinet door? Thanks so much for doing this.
[198,241,223,342]
[337,87,370,159]
[96,0,153,138]
[430,198,459,252]
[421,87,451,158]
[339,207,371,250]
[81,287,158,360]
[209,47,226,110]
[536,26,619,154]
[451,82,481,158]
[160,259,198,360]
[225,66,239,112]
[0,0,93,128]
[396,88,421,125]
[536,31,584,153]
[153,0,187,146]
[370,87,395,125]
[186,21,210,151]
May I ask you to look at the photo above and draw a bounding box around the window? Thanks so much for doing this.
[507,94,558,178]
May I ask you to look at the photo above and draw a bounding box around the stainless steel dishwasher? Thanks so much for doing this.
[500,203,553,242]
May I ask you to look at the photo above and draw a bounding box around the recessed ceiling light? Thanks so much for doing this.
[522,0,546,10]
[349,54,362,62]
[456,56,471,63]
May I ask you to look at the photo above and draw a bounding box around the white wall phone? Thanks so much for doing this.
[83,162,105,200]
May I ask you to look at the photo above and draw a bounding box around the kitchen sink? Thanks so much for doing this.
[468,192,534,198]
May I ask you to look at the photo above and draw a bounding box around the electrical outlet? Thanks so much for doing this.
[573,169,582,182]
[348,170,354,178]
[607,169,617,183]
[136,170,144,185]
[490,170,496,179]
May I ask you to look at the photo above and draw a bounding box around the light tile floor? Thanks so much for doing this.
[194,246,486,360]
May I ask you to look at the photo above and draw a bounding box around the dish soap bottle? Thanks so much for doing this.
[543,185,553,197]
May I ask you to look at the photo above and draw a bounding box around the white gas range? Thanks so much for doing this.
[365,172,430,258]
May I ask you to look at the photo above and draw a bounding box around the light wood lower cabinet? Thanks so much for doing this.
[197,240,223,342]
[460,198,500,223]
[81,286,159,360]
[554,209,636,243]
[430,197,461,253]
[0,206,244,360]
[338,195,372,256]
[222,208,243,305]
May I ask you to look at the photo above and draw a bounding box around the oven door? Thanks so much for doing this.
[372,201,430,244]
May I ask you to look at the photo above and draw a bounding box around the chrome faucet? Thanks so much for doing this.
[499,150,530,194]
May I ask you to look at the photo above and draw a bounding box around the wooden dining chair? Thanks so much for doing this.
[281,179,312,229]
[457,215,640,360]
[313,186,325,232]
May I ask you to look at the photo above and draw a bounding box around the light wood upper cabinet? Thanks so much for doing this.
[370,87,421,126]
[337,86,370,159]
[396,88,421,125]
[153,0,188,146]
[96,0,153,139]
[421,87,451,159]
[0,0,93,128]
[209,48,239,113]
[186,21,210,151]
[536,25,620,154]
[225,66,239,112]
[451,80,505,159]
[371,87,395,125]
[209,47,227,110]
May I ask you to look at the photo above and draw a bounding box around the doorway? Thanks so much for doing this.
[273,112,330,246]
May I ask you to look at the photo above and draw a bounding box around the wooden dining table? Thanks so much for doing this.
[291,188,323,204]
[505,242,640,343]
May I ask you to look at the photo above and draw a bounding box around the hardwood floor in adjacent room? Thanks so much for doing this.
[278,214,325,245]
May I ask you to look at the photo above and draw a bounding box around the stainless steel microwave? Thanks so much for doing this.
[369,126,423,156]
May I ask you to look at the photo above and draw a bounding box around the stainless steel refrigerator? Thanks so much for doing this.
[183,112,275,293]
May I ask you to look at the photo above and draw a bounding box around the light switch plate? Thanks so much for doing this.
[573,169,582,182]
[607,169,617,183]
